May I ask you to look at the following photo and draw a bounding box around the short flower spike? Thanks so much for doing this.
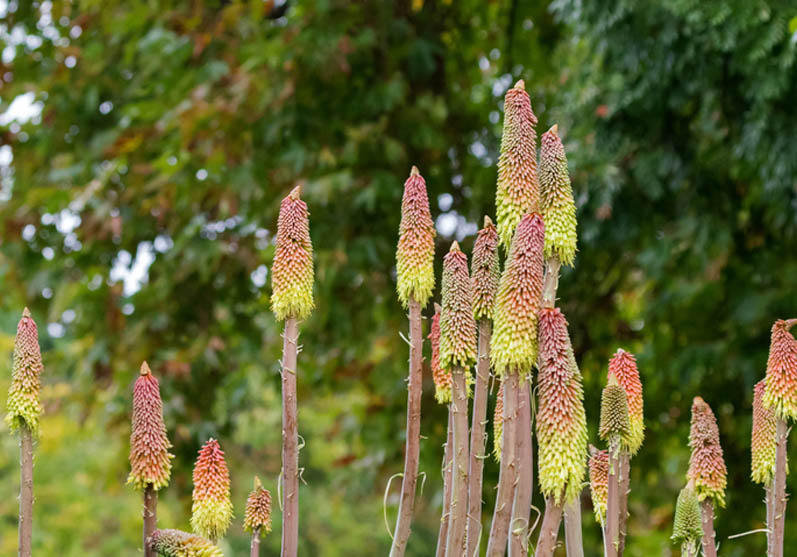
[495,80,540,248]
[751,379,777,485]
[271,185,314,321]
[588,446,609,526]
[244,476,273,537]
[493,381,504,462]
[763,319,797,422]
[671,485,702,554]
[490,213,545,377]
[128,362,174,491]
[536,307,588,504]
[609,349,644,454]
[439,242,477,372]
[471,216,500,321]
[191,438,234,540]
[599,373,630,442]
[396,166,436,308]
[5,308,44,435]
[687,397,727,507]
[540,124,577,266]
[429,303,452,404]
[149,529,223,557]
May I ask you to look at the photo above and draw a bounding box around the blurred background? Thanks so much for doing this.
[1,0,796,555]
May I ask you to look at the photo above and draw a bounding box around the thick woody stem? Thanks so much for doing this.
[535,497,564,556]
[446,366,470,555]
[436,406,454,557]
[390,297,424,557]
[617,452,631,555]
[19,425,34,557]
[486,373,519,557]
[769,418,789,557]
[564,497,584,557]
[251,526,261,557]
[605,437,621,557]
[699,500,717,557]
[281,317,300,557]
[466,319,492,557]
[511,377,533,556]
[143,485,157,557]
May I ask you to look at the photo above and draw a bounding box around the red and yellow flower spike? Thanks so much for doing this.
[687,397,727,507]
[271,185,314,322]
[490,213,545,377]
[471,216,500,321]
[493,381,504,462]
[495,80,540,248]
[599,372,630,442]
[609,349,644,454]
[190,438,234,540]
[396,166,436,308]
[751,379,777,485]
[149,528,222,557]
[588,446,609,526]
[763,319,797,422]
[439,241,477,373]
[244,476,273,537]
[5,308,44,436]
[536,307,588,504]
[540,124,577,266]
[128,361,174,491]
[429,303,452,404]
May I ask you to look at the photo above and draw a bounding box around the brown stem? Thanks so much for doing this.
[769,418,789,557]
[510,378,533,556]
[251,526,261,557]
[281,317,300,557]
[564,497,584,557]
[699,500,717,557]
[605,437,621,557]
[390,297,424,557]
[617,452,631,556]
[466,318,492,557]
[436,406,454,557]
[486,373,519,557]
[19,425,33,557]
[143,485,157,557]
[535,497,564,557]
[542,257,561,309]
[765,484,774,553]
[446,365,471,555]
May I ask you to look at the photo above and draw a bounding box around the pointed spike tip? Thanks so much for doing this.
[514,79,525,90]
[483,215,494,228]
[549,123,559,135]
[410,165,420,177]
[140,361,152,376]
[450,240,461,253]
[254,475,263,490]
[288,184,302,200]
[22,307,32,319]
[434,302,442,313]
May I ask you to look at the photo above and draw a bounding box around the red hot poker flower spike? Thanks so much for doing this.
[128,361,174,491]
[609,349,644,454]
[439,242,477,372]
[687,397,727,507]
[763,319,797,421]
[471,216,500,321]
[396,166,436,308]
[191,438,234,540]
[539,124,577,266]
[5,308,44,435]
[244,476,273,537]
[429,303,452,404]
[751,379,777,485]
[588,446,609,526]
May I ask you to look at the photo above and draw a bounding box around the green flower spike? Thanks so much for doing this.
[540,124,577,266]
[5,308,44,436]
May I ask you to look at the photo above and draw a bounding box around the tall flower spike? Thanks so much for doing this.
[599,373,630,441]
[395,166,436,308]
[271,185,314,321]
[495,80,540,248]
[687,397,727,507]
[471,216,500,321]
[5,308,44,435]
[671,485,702,553]
[439,242,477,374]
[149,529,223,557]
[609,349,644,454]
[588,446,609,526]
[751,379,778,485]
[429,303,452,404]
[536,307,588,504]
[244,476,273,537]
[490,213,545,376]
[540,124,577,266]
[763,319,797,421]
[191,438,234,540]
[128,362,174,490]
[493,382,504,462]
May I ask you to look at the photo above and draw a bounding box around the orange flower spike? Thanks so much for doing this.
[609,349,644,454]
[5,308,44,435]
[429,303,452,404]
[127,362,174,491]
[396,166,436,308]
[763,319,797,421]
[687,397,727,507]
[190,438,234,540]
[471,216,501,321]
[588,446,609,526]
[751,380,777,485]
[244,476,273,538]
[439,242,477,373]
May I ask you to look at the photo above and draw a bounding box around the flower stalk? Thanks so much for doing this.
[599,373,630,557]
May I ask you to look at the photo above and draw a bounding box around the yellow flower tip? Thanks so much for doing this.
[22,307,32,319]
[513,79,525,90]
[449,240,461,253]
[254,475,262,490]
[289,184,302,200]
[410,165,420,177]
[140,361,152,376]
[483,214,493,228]
[548,123,559,136]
